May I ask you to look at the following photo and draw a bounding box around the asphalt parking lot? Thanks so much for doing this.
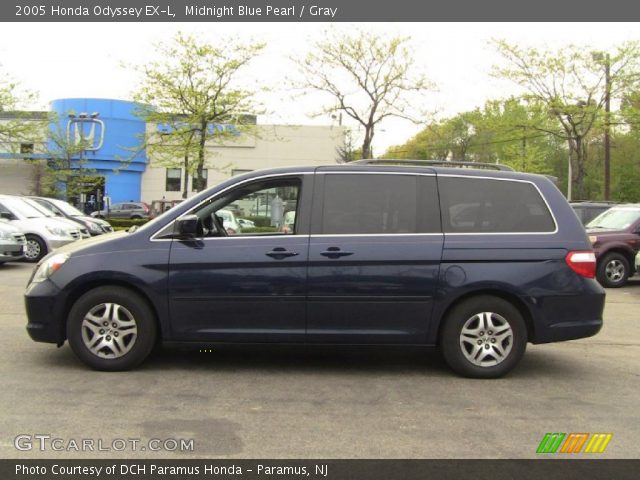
[0,262,638,459]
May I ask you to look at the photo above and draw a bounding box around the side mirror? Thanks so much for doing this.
[175,215,202,238]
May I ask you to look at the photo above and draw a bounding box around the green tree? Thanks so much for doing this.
[0,72,38,151]
[133,33,265,197]
[384,98,560,176]
[294,29,433,159]
[492,40,640,200]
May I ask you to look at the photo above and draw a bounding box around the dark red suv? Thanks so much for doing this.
[586,204,640,287]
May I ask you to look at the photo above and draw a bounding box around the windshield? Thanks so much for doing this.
[49,198,84,216]
[0,197,48,219]
[587,208,640,230]
[22,198,56,217]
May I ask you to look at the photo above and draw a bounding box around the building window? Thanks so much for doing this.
[20,143,34,155]
[166,168,181,191]
[192,169,208,192]
[232,169,252,177]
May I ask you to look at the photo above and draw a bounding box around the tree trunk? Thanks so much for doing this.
[573,136,586,200]
[361,126,374,159]
[195,123,207,191]
[182,152,189,199]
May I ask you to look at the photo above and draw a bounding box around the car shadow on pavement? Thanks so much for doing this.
[35,342,592,380]
[151,345,454,376]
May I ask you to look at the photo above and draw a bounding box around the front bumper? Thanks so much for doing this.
[0,242,24,262]
[25,279,66,344]
[48,237,77,250]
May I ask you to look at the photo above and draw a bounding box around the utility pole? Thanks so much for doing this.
[604,54,611,200]
[520,125,527,171]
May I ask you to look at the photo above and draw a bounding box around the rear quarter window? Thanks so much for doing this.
[439,176,556,233]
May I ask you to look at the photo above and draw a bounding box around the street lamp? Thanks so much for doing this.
[68,112,100,212]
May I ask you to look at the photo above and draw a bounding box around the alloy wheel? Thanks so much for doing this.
[459,312,513,367]
[81,303,138,359]
[24,239,41,260]
[605,259,625,283]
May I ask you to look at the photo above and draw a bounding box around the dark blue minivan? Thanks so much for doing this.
[24,162,605,377]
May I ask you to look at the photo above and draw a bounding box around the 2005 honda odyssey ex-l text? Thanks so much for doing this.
[25,161,605,378]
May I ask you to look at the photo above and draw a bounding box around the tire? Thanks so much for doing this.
[596,252,630,288]
[23,234,47,263]
[67,286,157,371]
[440,296,528,378]
[131,215,142,220]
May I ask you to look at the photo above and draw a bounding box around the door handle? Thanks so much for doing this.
[320,247,354,258]
[266,247,299,259]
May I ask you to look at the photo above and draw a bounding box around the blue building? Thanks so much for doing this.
[49,98,147,203]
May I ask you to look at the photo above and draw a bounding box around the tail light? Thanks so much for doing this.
[143,203,150,213]
[226,227,237,235]
[565,251,596,278]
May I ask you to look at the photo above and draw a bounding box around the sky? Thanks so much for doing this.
[1,22,639,152]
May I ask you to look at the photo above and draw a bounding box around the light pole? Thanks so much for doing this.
[68,112,100,213]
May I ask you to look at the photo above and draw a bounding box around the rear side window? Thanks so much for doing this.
[439,177,555,233]
[320,174,440,234]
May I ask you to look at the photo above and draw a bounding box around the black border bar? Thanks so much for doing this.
[4,0,640,22]
[2,459,640,480]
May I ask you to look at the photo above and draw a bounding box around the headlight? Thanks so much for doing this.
[31,253,70,283]
[45,226,68,237]
[0,230,11,240]
[588,235,598,244]
[86,221,102,233]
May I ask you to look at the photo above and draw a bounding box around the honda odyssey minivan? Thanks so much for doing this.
[24,162,605,377]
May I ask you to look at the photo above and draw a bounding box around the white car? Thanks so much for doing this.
[0,221,26,264]
[0,195,83,262]
[216,209,242,235]
[22,197,90,239]
[237,218,256,229]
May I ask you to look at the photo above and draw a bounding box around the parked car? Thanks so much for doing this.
[237,218,256,229]
[149,199,182,219]
[0,221,26,264]
[21,198,90,239]
[216,209,242,235]
[586,204,640,287]
[28,197,113,236]
[0,195,82,262]
[25,161,605,377]
[570,201,615,226]
[91,202,150,219]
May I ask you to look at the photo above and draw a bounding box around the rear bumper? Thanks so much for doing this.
[24,279,66,344]
[531,281,606,344]
[532,319,603,344]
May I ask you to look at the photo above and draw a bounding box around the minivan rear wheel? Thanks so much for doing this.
[597,252,629,288]
[67,287,157,371]
[441,296,527,378]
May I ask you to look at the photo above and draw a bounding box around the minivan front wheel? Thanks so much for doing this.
[24,234,47,262]
[67,287,157,371]
[441,296,527,378]
[597,252,629,288]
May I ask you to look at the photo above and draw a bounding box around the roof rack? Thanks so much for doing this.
[352,159,514,172]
